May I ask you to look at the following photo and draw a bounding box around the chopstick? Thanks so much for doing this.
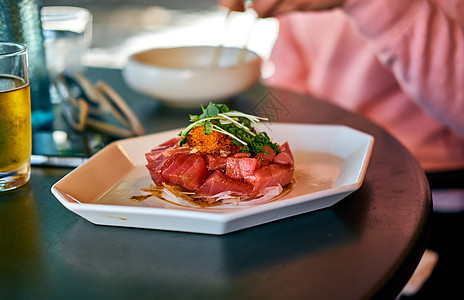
[211,2,258,68]
[210,10,233,68]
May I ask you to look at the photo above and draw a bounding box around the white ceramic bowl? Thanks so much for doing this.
[122,46,261,107]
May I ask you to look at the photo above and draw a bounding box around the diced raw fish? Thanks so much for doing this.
[196,170,254,196]
[226,157,258,180]
[145,150,163,164]
[246,164,294,192]
[145,139,295,200]
[254,146,276,162]
[205,155,227,170]
[279,142,294,163]
[145,137,181,164]
[161,153,208,191]
[273,152,294,166]
[146,154,168,185]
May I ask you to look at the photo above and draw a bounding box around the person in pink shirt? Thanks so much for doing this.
[221,0,464,208]
[220,0,464,297]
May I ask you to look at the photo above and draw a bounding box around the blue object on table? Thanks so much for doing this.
[0,0,53,131]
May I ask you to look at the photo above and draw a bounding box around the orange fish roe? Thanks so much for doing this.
[187,126,240,155]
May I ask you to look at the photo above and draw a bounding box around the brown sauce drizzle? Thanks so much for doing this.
[129,194,152,202]
[129,178,296,209]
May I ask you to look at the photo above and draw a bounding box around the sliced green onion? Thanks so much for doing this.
[212,125,247,145]
[218,113,256,136]
[180,116,220,137]
[223,111,268,123]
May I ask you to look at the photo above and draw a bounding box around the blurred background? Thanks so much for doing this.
[41,0,279,69]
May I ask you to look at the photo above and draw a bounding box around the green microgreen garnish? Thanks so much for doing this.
[179,102,280,154]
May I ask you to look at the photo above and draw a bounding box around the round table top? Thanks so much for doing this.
[0,68,431,300]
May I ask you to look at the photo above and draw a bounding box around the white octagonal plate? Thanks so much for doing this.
[51,123,374,235]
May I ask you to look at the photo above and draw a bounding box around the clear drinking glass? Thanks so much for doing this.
[0,42,32,192]
[41,7,92,76]
[41,6,93,104]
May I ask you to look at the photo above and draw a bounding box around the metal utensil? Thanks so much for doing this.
[56,72,145,138]
[211,2,258,68]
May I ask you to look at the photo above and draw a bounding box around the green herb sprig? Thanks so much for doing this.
[179,102,279,154]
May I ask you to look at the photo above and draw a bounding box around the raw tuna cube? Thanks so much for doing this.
[246,164,294,192]
[254,146,276,162]
[273,152,294,166]
[146,154,168,185]
[145,150,163,164]
[196,170,254,196]
[226,157,259,180]
[206,155,228,170]
[162,153,208,191]
[279,142,294,163]
[145,137,181,164]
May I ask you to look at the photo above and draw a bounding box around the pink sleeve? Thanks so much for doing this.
[262,14,310,95]
[344,0,464,136]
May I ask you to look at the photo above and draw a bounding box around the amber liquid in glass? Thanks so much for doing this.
[0,75,31,174]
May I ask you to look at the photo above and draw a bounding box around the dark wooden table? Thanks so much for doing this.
[0,68,431,300]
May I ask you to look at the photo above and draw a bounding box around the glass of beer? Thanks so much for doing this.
[0,42,31,192]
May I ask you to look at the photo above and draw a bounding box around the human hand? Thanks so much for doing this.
[219,0,347,18]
